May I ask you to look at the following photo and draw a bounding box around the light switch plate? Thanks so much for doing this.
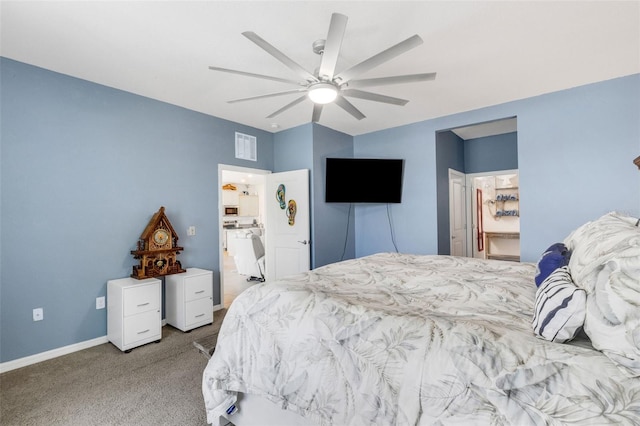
[96,296,105,309]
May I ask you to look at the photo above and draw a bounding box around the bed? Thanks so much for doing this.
[202,211,640,425]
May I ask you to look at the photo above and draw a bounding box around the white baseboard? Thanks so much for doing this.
[0,321,178,374]
[0,335,109,374]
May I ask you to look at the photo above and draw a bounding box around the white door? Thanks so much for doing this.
[449,169,467,257]
[265,169,311,280]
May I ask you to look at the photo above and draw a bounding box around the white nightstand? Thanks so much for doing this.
[107,277,162,352]
[165,268,214,332]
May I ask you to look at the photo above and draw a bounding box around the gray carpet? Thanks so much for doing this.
[0,310,226,426]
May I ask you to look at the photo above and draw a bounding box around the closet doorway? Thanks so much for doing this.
[468,170,520,261]
[437,117,519,260]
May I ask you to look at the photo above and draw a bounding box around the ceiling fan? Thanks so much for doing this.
[209,13,436,122]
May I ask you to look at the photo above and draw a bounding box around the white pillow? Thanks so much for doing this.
[585,256,640,376]
[565,211,639,292]
[532,266,586,343]
[563,211,640,376]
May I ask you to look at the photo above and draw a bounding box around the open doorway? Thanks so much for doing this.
[218,165,313,309]
[437,117,519,260]
[218,164,269,309]
[468,170,520,261]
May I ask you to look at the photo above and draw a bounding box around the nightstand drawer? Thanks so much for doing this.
[185,297,213,327]
[123,309,161,346]
[107,277,162,352]
[123,284,160,316]
[165,268,214,331]
[185,274,212,301]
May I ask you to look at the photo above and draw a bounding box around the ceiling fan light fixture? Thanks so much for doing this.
[308,83,338,104]
[210,13,435,122]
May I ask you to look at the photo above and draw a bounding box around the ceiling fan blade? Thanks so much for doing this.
[335,34,423,83]
[335,96,366,120]
[318,13,348,80]
[266,95,307,118]
[347,72,437,89]
[228,89,307,104]
[242,31,317,82]
[208,66,301,85]
[312,104,323,122]
[342,89,408,106]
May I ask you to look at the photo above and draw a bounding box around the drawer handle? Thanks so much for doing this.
[137,329,150,335]
[195,290,205,294]
[195,314,205,318]
[137,302,150,307]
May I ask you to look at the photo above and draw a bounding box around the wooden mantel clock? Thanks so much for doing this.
[131,206,186,279]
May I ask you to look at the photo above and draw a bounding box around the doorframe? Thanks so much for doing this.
[218,164,270,310]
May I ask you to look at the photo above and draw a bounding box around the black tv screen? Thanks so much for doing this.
[325,158,404,203]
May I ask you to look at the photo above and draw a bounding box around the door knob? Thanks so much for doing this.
[298,240,309,245]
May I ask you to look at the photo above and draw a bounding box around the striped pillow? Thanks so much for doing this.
[532,266,586,343]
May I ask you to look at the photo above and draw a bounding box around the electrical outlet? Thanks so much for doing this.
[33,308,44,321]
[96,296,105,310]
[187,226,196,236]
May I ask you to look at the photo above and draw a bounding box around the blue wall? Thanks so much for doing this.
[435,131,465,254]
[353,121,439,256]
[0,58,274,362]
[312,124,354,267]
[2,55,638,364]
[464,132,518,174]
[354,74,640,263]
[273,124,313,173]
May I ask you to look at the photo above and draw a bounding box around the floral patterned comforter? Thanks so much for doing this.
[202,253,640,425]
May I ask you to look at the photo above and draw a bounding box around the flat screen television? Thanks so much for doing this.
[325,158,404,203]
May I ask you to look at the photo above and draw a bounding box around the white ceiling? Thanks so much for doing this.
[451,117,517,140]
[1,1,638,136]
